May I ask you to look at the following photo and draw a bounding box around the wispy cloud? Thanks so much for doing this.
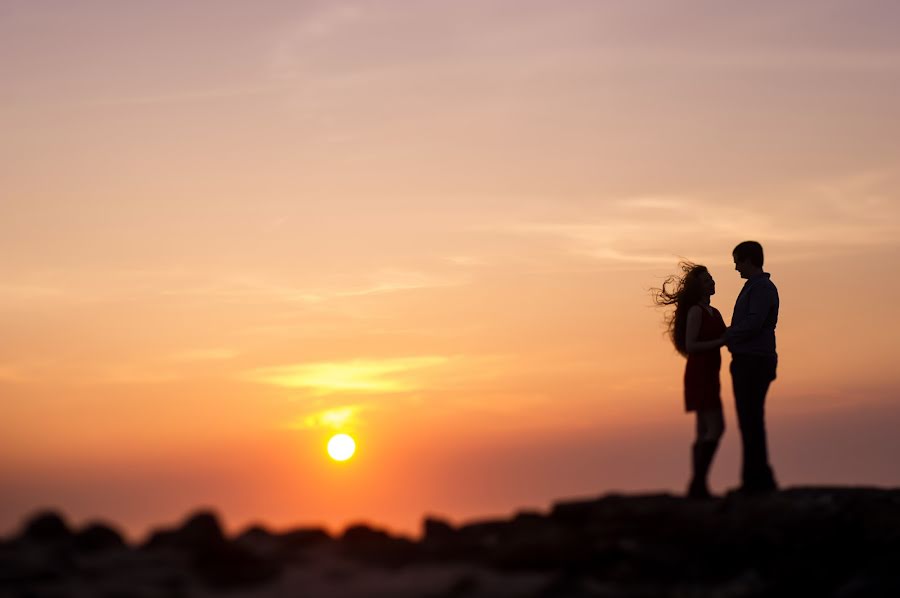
[539,46,900,75]
[0,267,464,310]
[269,4,366,80]
[284,404,362,430]
[168,348,239,362]
[82,84,292,107]
[160,270,465,305]
[486,196,758,267]
[442,255,491,267]
[0,283,90,306]
[310,270,465,301]
[88,364,181,385]
[0,364,27,383]
[486,174,900,268]
[241,356,449,394]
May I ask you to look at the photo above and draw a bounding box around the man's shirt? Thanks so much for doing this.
[726,273,779,357]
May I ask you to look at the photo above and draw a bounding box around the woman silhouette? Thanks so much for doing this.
[654,262,727,498]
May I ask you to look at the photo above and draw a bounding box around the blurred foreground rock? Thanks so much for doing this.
[1,487,899,597]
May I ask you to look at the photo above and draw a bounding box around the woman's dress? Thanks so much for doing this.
[684,306,726,412]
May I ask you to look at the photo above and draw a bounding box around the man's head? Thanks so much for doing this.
[733,241,764,279]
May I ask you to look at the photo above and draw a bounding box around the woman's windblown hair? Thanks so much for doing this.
[652,261,709,356]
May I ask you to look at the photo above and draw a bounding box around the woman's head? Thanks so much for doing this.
[652,262,716,355]
[687,265,716,298]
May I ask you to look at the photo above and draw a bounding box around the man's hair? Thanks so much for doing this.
[733,241,764,268]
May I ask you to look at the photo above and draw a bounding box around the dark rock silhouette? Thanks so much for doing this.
[21,511,73,545]
[278,527,331,552]
[191,542,282,589]
[142,510,226,553]
[73,522,125,553]
[2,487,899,596]
[141,510,282,589]
[423,515,455,542]
[340,523,419,567]
[235,523,332,563]
[1,512,78,589]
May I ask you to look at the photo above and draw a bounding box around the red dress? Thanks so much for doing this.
[684,306,726,412]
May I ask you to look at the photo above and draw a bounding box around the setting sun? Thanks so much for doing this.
[327,434,356,462]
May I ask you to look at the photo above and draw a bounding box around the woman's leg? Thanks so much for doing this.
[689,407,724,498]
[697,407,725,443]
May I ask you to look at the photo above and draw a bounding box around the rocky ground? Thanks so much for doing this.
[2,487,899,597]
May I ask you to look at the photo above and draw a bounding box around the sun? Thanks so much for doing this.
[327,433,356,462]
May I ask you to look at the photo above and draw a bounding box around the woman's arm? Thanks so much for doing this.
[685,306,726,354]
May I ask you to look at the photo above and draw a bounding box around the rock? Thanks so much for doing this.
[21,511,73,545]
[481,514,577,571]
[141,512,280,588]
[191,542,282,589]
[234,524,279,559]
[278,527,332,552]
[423,516,455,543]
[74,522,126,553]
[340,523,419,567]
[5,487,900,594]
[142,510,225,553]
[177,511,226,549]
[236,524,273,543]
[5,511,79,585]
[342,523,392,543]
[457,519,508,550]
[235,524,330,562]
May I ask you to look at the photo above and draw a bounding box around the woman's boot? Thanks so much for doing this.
[687,440,718,499]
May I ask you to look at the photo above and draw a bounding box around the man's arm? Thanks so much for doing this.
[725,282,776,344]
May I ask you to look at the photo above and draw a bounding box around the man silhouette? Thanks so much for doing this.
[726,241,779,494]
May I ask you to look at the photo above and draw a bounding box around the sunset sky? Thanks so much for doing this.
[3,0,900,540]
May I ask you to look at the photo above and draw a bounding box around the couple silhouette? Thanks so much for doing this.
[655,241,779,498]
